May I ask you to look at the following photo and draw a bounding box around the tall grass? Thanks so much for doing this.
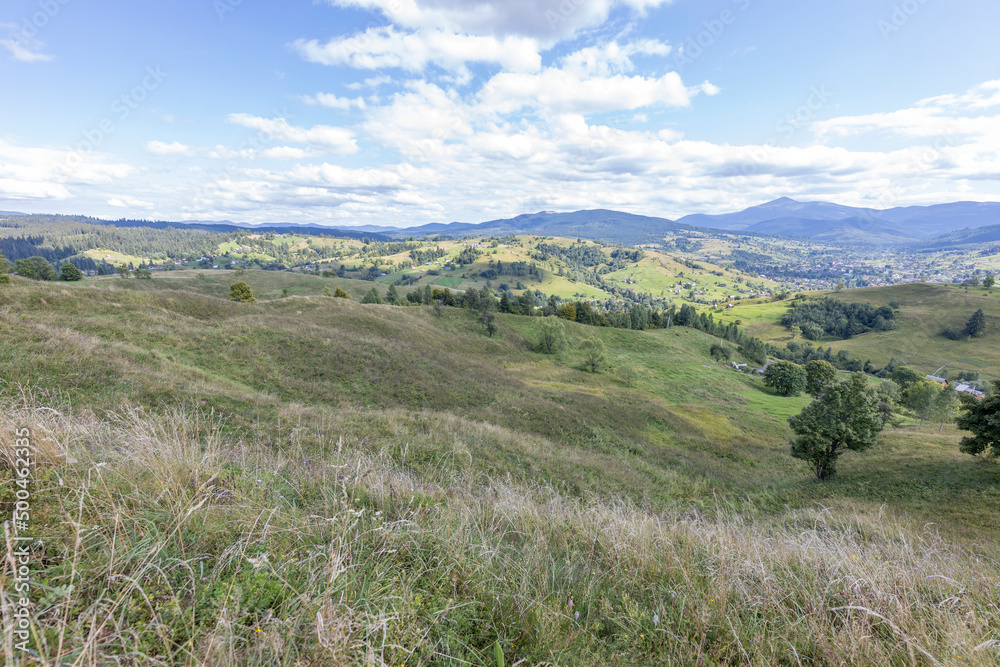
[2,395,998,666]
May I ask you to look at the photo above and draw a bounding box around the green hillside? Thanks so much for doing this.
[717,282,1000,380]
[1,273,998,666]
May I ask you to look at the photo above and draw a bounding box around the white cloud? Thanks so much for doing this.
[146,140,194,156]
[302,93,367,111]
[561,39,671,77]
[225,114,359,154]
[326,0,671,44]
[479,69,700,115]
[108,196,154,210]
[292,27,542,74]
[0,37,54,62]
[814,79,1000,139]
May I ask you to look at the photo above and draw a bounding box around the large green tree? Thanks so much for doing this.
[60,262,83,281]
[902,380,941,425]
[956,379,1000,457]
[889,366,923,390]
[789,374,884,480]
[965,309,986,338]
[984,275,996,290]
[386,283,401,305]
[764,360,808,397]
[803,359,837,397]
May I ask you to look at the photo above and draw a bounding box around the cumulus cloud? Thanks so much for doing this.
[108,196,154,210]
[146,140,194,156]
[292,27,542,74]
[225,114,359,154]
[302,93,368,111]
[326,0,671,44]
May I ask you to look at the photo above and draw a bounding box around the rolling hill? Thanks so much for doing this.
[1,271,998,665]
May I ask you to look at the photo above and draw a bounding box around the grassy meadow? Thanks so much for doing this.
[0,271,998,666]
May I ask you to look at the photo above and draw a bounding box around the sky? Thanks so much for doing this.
[1,0,999,228]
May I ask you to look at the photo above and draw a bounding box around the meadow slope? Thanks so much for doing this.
[0,272,998,666]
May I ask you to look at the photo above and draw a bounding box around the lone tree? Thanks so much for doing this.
[984,275,996,290]
[617,361,639,388]
[60,262,83,281]
[537,317,568,354]
[333,287,350,299]
[803,359,837,397]
[789,373,884,480]
[580,337,606,373]
[228,281,257,303]
[956,379,1000,457]
[764,360,808,397]
[361,287,382,304]
[965,309,986,337]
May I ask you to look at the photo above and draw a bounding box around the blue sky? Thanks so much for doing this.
[2,0,999,227]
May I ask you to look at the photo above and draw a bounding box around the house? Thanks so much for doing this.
[955,383,985,399]
[926,375,948,387]
[757,360,776,375]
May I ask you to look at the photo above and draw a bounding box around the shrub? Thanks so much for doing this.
[709,343,732,362]
[580,338,606,373]
[334,287,350,299]
[228,281,257,302]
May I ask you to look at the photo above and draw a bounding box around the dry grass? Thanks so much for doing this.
[1,396,998,666]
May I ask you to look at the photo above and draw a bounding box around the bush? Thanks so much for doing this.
[334,287,350,299]
[361,287,382,304]
[942,326,965,340]
[709,343,732,362]
[228,281,257,302]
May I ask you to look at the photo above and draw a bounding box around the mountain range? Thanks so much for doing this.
[9,198,1000,246]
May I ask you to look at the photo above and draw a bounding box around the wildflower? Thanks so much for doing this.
[653,613,659,626]
[574,611,579,620]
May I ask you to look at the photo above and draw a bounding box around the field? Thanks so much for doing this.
[0,271,998,665]
[717,283,1000,380]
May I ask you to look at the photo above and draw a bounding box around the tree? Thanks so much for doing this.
[558,302,577,321]
[228,281,257,302]
[537,317,568,354]
[803,359,837,397]
[617,362,639,388]
[361,287,382,304]
[334,287,350,299]
[889,366,923,390]
[789,374,884,480]
[116,264,130,279]
[386,283,401,305]
[709,342,732,362]
[477,310,497,337]
[965,309,986,337]
[984,275,996,290]
[902,381,940,425]
[14,259,37,280]
[0,249,11,284]
[928,388,960,432]
[134,268,152,279]
[764,360,808,397]
[956,379,1000,457]
[580,338,606,373]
